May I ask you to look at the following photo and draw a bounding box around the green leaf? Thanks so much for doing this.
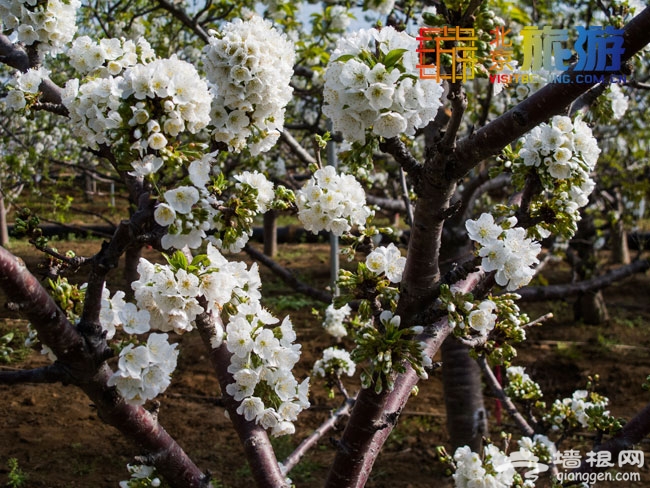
[333,54,355,63]
[382,48,408,69]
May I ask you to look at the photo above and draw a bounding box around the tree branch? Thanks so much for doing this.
[477,356,536,437]
[0,363,69,385]
[0,34,64,105]
[0,246,211,487]
[243,244,332,303]
[325,270,484,487]
[156,0,210,43]
[515,259,650,302]
[452,7,650,180]
[378,137,423,175]
[281,398,354,476]
[193,310,289,487]
[280,130,318,166]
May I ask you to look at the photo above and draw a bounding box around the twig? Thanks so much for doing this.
[477,356,536,437]
[399,167,414,226]
[243,244,332,303]
[281,398,355,476]
[515,259,650,302]
[280,130,318,167]
[156,0,210,43]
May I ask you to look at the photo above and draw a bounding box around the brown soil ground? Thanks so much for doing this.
[1,192,650,487]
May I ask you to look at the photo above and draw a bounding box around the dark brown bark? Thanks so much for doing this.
[263,210,278,257]
[441,337,487,451]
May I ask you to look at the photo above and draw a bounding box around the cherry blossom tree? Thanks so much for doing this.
[1,1,650,487]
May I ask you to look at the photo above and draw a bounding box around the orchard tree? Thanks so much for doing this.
[1,1,650,487]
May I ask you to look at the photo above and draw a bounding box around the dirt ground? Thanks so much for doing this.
[1,237,650,488]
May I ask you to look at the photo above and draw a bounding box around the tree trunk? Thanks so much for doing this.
[611,191,631,264]
[570,214,609,325]
[574,289,609,325]
[123,244,143,299]
[0,196,8,247]
[263,210,277,257]
[441,337,487,451]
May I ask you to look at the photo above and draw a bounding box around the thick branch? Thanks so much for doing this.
[194,311,289,487]
[0,34,64,105]
[515,259,650,302]
[0,363,69,385]
[0,246,210,487]
[325,271,483,487]
[452,7,650,179]
[0,246,86,369]
[378,137,423,175]
[82,364,211,488]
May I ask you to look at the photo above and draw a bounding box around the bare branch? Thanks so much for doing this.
[0,363,69,385]
[156,0,210,43]
[243,244,332,303]
[280,130,318,166]
[281,398,355,476]
[515,259,650,302]
[477,356,536,437]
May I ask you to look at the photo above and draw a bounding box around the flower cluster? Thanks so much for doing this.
[605,83,629,120]
[296,166,372,236]
[365,243,406,283]
[466,213,541,291]
[505,366,543,401]
[107,333,179,406]
[0,0,81,57]
[100,288,151,339]
[68,36,156,77]
[225,305,309,437]
[323,303,351,338]
[440,286,529,364]
[516,115,600,238]
[352,311,430,393]
[312,346,356,379]
[62,55,212,170]
[452,445,516,488]
[154,167,277,252]
[129,245,259,334]
[518,435,556,465]
[203,16,295,155]
[5,66,50,110]
[322,26,443,143]
[544,390,615,431]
